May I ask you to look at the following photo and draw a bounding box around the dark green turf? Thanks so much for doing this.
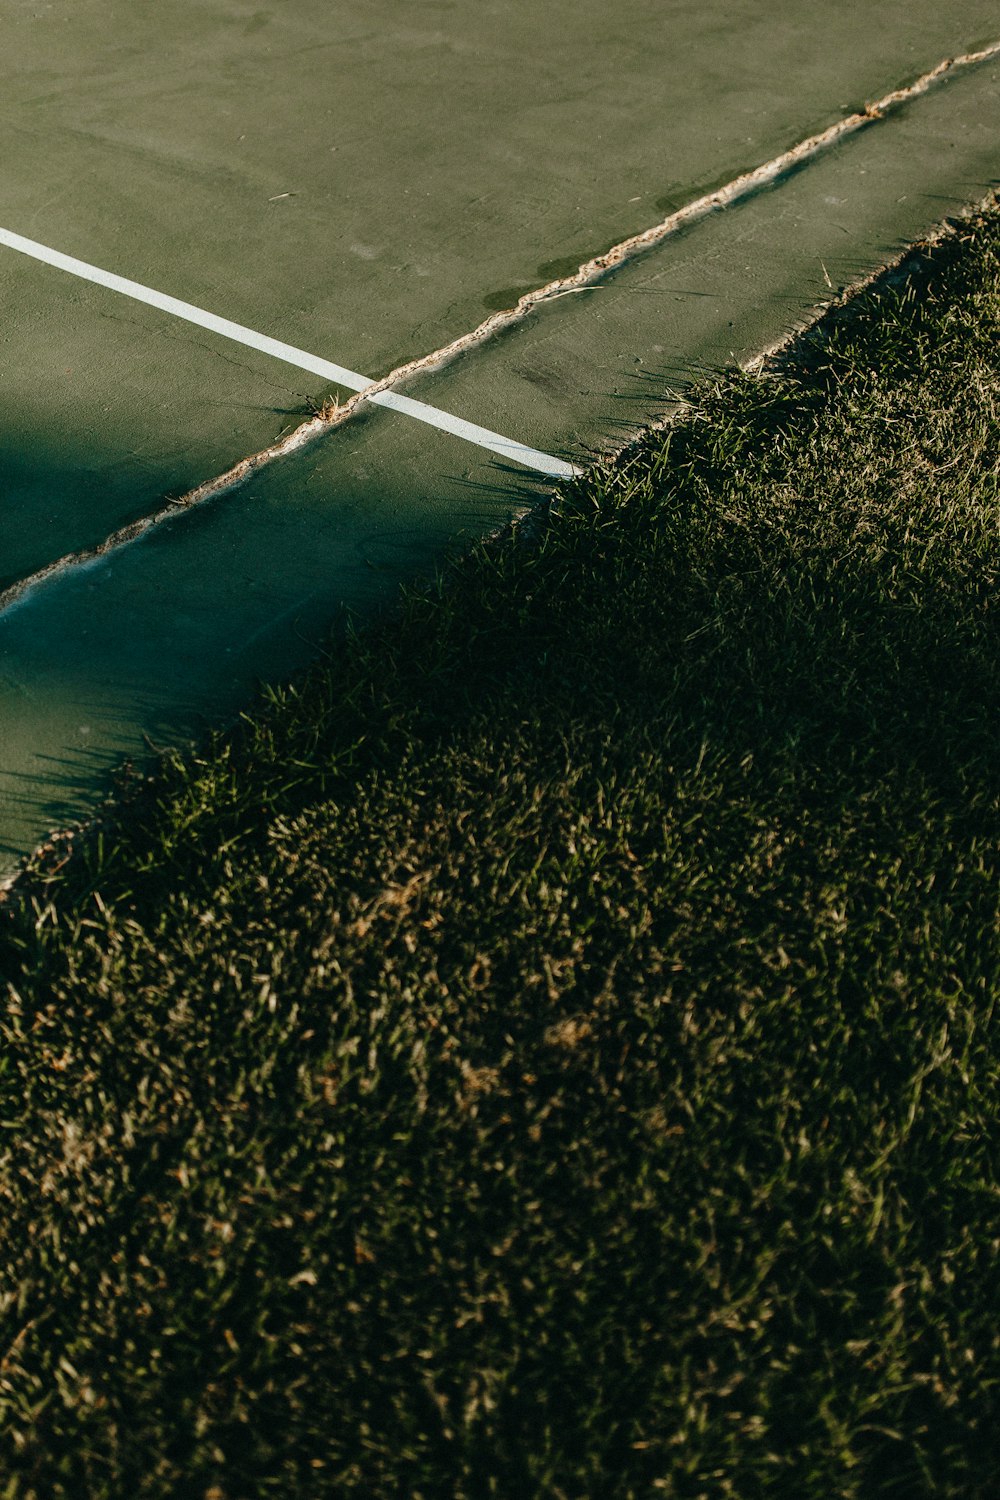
[1,208,999,1498]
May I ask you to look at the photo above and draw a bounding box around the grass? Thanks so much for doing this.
[1,204,999,1498]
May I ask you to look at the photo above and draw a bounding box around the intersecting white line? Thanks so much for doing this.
[0,224,580,479]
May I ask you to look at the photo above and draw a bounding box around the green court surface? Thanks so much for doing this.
[1,1,998,871]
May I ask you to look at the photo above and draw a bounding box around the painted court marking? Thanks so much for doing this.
[0,225,579,480]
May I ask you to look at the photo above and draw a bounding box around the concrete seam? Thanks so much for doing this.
[332,42,1000,399]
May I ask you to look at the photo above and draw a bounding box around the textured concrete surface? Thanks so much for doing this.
[2,0,998,580]
[1,2,998,869]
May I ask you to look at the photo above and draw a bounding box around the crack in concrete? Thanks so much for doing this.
[0,410,330,616]
[2,37,998,621]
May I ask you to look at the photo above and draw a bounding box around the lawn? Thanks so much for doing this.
[1,205,998,1498]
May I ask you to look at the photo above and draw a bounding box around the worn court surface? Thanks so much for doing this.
[1,1,998,871]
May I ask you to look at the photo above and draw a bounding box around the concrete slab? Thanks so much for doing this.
[8,2,996,373]
[2,1,997,582]
[1,4,999,871]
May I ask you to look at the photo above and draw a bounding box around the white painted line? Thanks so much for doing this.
[367,388,577,475]
[0,224,579,480]
[0,226,376,386]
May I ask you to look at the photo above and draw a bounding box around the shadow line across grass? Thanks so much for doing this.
[0,206,999,1498]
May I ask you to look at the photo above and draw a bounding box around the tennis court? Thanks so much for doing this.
[1,0,998,868]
